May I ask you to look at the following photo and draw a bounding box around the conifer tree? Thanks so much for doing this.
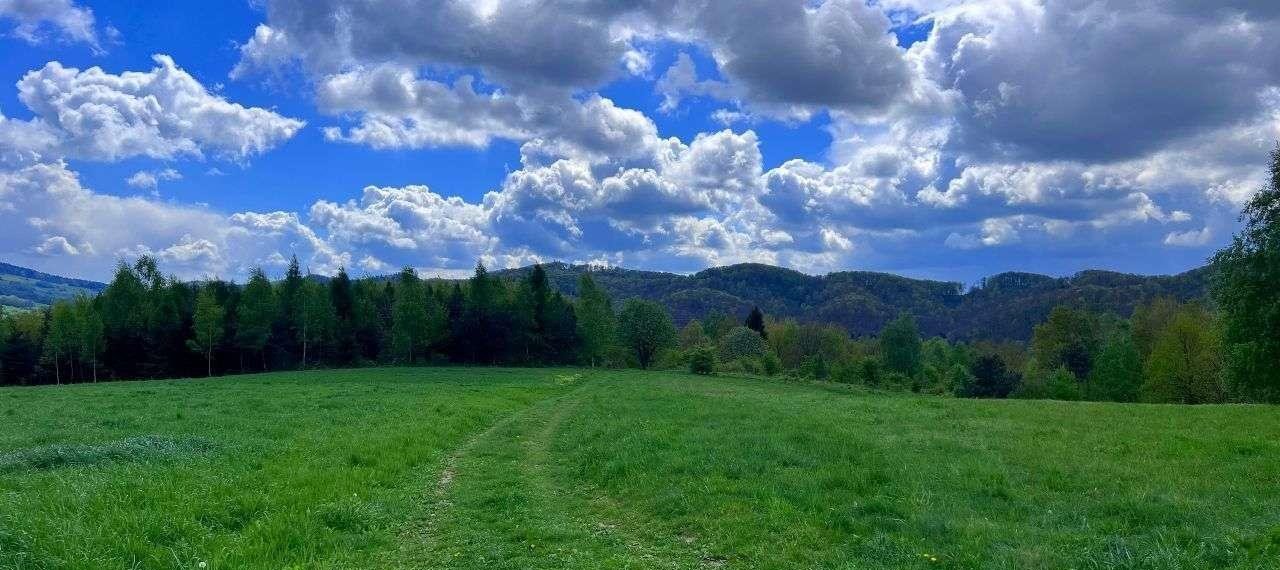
[745,306,767,339]
[238,268,275,370]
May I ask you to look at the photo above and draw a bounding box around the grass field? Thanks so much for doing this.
[2,369,1279,569]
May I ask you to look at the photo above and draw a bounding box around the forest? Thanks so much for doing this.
[1,151,1278,404]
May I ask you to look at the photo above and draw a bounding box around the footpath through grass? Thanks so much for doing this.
[3,369,1279,569]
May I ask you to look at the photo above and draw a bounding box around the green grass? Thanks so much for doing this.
[3,369,1279,569]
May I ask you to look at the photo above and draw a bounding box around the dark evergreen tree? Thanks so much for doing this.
[274,255,305,366]
[745,306,767,339]
[329,267,357,365]
[238,268,275,371]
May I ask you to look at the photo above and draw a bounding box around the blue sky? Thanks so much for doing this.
[0,0,1274,284]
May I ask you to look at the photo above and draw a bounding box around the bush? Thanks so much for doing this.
[799,353,830,380]
[958,354,1017,398]
[688,347,716,375]
[1017,364,1082,401]
[719,326,768,362]
[761,351,781,376]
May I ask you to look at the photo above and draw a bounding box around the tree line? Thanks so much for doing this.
[2,148,1278,403]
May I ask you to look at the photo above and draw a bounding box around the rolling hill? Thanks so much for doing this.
[0,259,1210,341]
[0,262,105,310]
[496,262,1211,341]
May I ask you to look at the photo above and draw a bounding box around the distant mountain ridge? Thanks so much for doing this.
[495,262,1211,342]
[0,262,106,309]
[1,260,1209,341]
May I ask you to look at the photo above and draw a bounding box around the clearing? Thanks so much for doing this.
[2,368,1278,569]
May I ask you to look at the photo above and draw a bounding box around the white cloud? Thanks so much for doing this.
[1164,227,1212,247]
[12,55,304,163]
[0,0,100,51]
[125,168,181,190]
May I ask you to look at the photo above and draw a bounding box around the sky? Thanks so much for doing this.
[0,0,1276,285]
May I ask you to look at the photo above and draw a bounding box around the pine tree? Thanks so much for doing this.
[276,255,305,366]
[329,267,357,365]
[188,286,225,377]
[745,306,767,339]
[238,268,275,370]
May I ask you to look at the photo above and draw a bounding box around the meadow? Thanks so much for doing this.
[2,368,1278,569]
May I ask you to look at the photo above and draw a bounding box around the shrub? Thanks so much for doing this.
[761,351,781,376]
[688,347,716,375]
[959,354,1017,398]
[799,353,830,380]
[719,326,768,363]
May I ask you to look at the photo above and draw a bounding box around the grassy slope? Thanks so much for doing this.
[3,369,1279,569]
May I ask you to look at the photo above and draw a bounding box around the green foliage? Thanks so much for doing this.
[617,299,676,369]
[879,314,922,377]
[678,320,708,350]
[760,351,781,376]
[237,268,275,367]
[687,346,715,375]
[298,280,336,367]
[959,354,1017,398]
[1086,328,1142,402]
[701,311,737,342]
[718,326,768,364]
[766,320,848,370]
[799,353,830,380]
[575,273,618,367]
[1212,146,1280,403]
[1143,304,1225,404]
[1029,306,1101,380]
[187,286,225,377]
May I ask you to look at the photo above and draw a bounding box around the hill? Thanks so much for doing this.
[0,262,105,309]
[0,259,1210,341]
[496,262,1211,341]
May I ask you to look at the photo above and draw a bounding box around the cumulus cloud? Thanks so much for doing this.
[914,0,1280,162]
[6,0,1274,282]
[10,55,304,163]
[0,0,101,51]
[234,0,914,118]
[0,162,345,279]
[316,66,663,165]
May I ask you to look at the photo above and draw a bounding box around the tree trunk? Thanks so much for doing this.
[54,355,61,385]
[206,347,213,378]
[92,357,98,382]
